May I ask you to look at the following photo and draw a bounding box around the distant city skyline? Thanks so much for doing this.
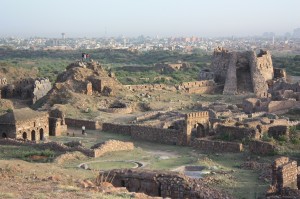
[1,0,300,38]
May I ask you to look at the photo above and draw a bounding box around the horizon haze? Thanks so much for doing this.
[1,0,300,38]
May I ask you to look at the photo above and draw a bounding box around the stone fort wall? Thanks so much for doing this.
[192,138,243,153]
[125,80,217,94]
[215,124,260,140]
[65,118,102,130]
[102,123,132,135]
[102,123,181,145]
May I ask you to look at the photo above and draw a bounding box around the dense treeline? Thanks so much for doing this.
[0,48,210,84]
[0,48,210,65]
[273,56,300,76]
[0,48,299,84]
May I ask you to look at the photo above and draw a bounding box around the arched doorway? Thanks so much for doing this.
[196,124,206,137]
[39,128,44,140]
[191,123,206,138]
[31,130,36,141]
[22,132,27,140]
[2,133,7,138]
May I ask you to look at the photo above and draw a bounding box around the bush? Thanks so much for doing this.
[278,135,289,142]
[218,133,232,141]
[291,137,300,145]
[261,133,274,143]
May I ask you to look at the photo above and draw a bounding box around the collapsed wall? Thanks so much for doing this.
[267,157,300,198]
[101,169,234,199]
[0,138,133,158]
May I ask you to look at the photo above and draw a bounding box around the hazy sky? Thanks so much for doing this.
[1,0,300,38]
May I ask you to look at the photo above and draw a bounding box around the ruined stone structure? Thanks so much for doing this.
[242,76,300,113]
[0,78,7,99]
[102,169,233,199]
[268,125,289,140]
[243,97,300,114]
[0,138,133,158]
[272,157,298,192]
[182,111,210,145]
[0,108,49,140]
[125,84,176,92]
[92,140,134,158]
[86,81,93,96]
[53,61,122,99]
[0,77,52,104]
[215,124,260,140]
[198,69,215,81]
[177,80,217,94]
[125,80,217,94]
[49,106,68,136]
[201,47,282,96]
[103,111,211,146]
[273,68,287,80]
[249,140,277,155]
[155,61,190,73]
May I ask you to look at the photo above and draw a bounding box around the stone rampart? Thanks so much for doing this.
[65,118,102,130]
[192,139,243,153]
[131,125,180,145]
[102,123,132,135]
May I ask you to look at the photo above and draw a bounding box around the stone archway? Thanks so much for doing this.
[22,132,27,140]
[2,133,7,138]
[183,111,210,145]
[39,128,44,140]
[31,130,36,141]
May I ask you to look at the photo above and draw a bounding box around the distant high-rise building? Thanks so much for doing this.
[284,32,291,39]
[293,28,300,38]
[61,33,65,39]
[262,32,275,38]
